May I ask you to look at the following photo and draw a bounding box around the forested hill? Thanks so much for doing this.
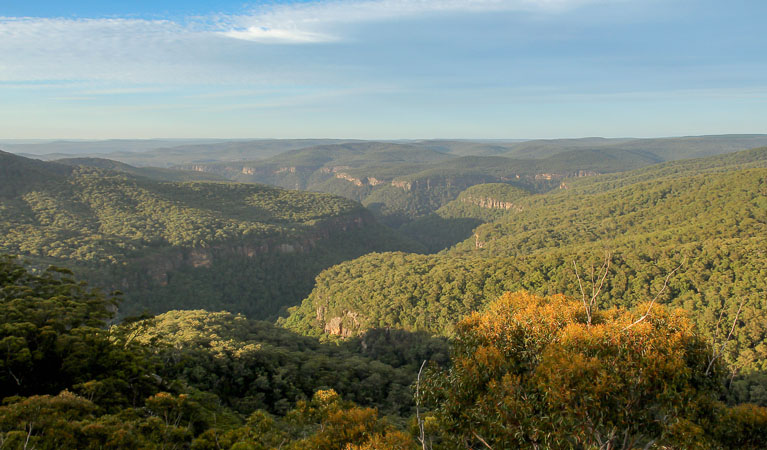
[16,134,761,231]
[283,148,767,402]
[167,135,767,230]
[173,142,662,227]
[0,150,421,318]
[0,149,74,195]
[398,183,533,252]
[56,157,231,182]
[501,134,767,159]
[4,255,762,448]
[10,138,359,166]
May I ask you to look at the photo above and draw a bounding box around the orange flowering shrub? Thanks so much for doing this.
[423,291,728,449]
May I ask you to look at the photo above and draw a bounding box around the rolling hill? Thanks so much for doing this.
[173,141,664,228]
[0,150,421,318]
[502,134,767,160]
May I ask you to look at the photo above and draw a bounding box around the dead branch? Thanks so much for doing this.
[573,253,610,326]
[706,298,748,376]
[573,261,589,323]
[590,256,611,315]
[622,260,684,332]
[23,423,32,450]
[472,431,493,449]
[415,360,428,450]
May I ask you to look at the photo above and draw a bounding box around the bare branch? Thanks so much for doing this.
[590,254,611,312]
[472,431,493,449]
[415,360,428,450]
[573,253,610,326]
[706,299,748,376]
[573,260,591,325]
[641,439,656,450]
[23,423,32,450]
[622,260,684,332]
[7,368,22,386]
[712,306,727,340]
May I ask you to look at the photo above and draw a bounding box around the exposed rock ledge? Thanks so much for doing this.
[323,311,361,338]
[333,172,387,187]
[461,196,523,211]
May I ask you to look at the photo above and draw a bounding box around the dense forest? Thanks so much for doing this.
[1,139,767,448]
[172,143,661,227]
[164,135,767,227]
[0,257,765,448]
[0,150,421,318]
[284,148,767,404]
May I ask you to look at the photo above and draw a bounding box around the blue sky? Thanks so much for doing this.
[0,0,765,139]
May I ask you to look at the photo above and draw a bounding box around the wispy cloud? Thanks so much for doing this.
[219,0,601,43]
[0,17,203,82]
[0,0,608,83]
[222,26,336,44]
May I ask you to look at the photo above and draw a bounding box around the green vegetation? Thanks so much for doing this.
[174,142,664,229]
[120,309,448,416]
[3,141,767,447]
[1,258,765,448]
[0,255,432,448]
[399,183,531,251]
[166,136,767,233]
[422,291,767,449]
[0,255,155,406]
[0,151,421,318]
[284,148,767,403]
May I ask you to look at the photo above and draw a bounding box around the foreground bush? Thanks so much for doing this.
[423,291,767,449]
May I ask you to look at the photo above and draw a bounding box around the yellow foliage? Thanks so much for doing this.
[424,291,723,449]
[344,430,416,449]
[314,389,341,405]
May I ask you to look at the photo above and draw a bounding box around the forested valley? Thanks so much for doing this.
[1,138,766,448]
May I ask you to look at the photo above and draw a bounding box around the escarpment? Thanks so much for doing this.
[460,196,523,211]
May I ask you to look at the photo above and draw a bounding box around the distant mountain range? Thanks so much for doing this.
[8,134,766,233]
[7,134,767,164]
[163,135,767,226]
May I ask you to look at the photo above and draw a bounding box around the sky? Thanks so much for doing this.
[0,0,765,139]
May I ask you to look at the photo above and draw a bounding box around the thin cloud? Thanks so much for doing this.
[0,0,609,82]
[0,17,197,82]
[222,27,336,44]
[220,0,602,43]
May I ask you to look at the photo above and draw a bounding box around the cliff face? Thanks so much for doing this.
[534,170,599,180]
[461,196,523,211]
[314,303,363,338]
[135,211,372,289]
[391,180,412,191]
[322,311,361,338]
[335,172,365,186]
[332,172,387,187]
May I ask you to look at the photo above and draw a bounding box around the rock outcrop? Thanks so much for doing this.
[461,196,523,211]
[391,180,412,191]
[323,311,361,338]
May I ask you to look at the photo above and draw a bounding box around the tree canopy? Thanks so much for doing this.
[422,291,767,449]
